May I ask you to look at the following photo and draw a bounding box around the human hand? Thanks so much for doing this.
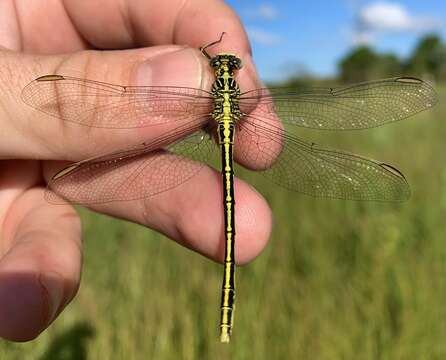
[0,0,272,341]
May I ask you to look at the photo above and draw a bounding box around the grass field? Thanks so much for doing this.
[1,88,445,360]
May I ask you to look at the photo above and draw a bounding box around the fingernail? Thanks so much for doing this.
[39,272,65,324]
[136,49,204,88]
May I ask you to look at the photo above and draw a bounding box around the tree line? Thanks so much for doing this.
[339,34,446,83]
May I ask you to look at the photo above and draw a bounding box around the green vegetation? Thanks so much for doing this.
[339,34,446,83]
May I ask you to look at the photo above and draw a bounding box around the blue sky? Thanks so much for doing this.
[225,0,446,81]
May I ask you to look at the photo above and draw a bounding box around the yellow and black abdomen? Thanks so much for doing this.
[209,53,242,343]
[217,119,236,342]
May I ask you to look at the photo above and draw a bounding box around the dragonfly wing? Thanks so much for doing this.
[46,124,217,204]
[237,117,410,201]
[22,75,214,128]
[238,77,437,130]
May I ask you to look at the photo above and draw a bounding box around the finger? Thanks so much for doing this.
[0,165,81,341]
[43,159,272,265]
[62,0,261,98]
[6,0,261,102]
[9,1,249,55]
[0,47,204,158]
[1,43,264,157]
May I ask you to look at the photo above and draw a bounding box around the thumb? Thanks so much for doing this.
[0,46,214,160]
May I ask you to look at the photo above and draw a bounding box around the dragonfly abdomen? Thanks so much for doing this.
[219,133,236,343]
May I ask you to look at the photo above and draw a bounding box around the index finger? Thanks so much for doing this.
[20,0,252,58]
[62,0,260,93]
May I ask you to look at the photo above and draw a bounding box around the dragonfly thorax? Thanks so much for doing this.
[210,53,242,97]
[210,53,242,126]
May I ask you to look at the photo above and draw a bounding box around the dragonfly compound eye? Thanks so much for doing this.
[232,58,242,69]
[210,58,221,68]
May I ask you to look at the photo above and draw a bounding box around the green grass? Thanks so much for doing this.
[1,88,445,360]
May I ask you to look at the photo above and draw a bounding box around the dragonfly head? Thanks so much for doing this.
[210,54,243,76]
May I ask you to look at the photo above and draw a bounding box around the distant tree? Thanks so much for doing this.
[375,53,402,77]
[433,46,446,80]
[338,46,379,83]
[338,46,403,83]
[405,34,446,81]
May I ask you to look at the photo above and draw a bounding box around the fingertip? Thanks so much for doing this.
[0,268,75,342]
[0,241,79,341]
[0,188,82,341]
[0,271,49,341]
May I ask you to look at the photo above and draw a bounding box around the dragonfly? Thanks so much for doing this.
[21,34,437,343]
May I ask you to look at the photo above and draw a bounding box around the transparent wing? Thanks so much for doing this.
[236,117,410,201]
[46,122,217,204]
[239,77,437,130]
[22,75,214,128]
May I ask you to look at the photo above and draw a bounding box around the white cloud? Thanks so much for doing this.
[244,4,279,21]
[351,1,444,45]
[358,2,442,32]
[246,26,282,46]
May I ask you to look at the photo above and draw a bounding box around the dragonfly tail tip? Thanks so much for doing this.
[220,330,231,343]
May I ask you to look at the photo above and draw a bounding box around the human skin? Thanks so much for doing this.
[0,0,272,341]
